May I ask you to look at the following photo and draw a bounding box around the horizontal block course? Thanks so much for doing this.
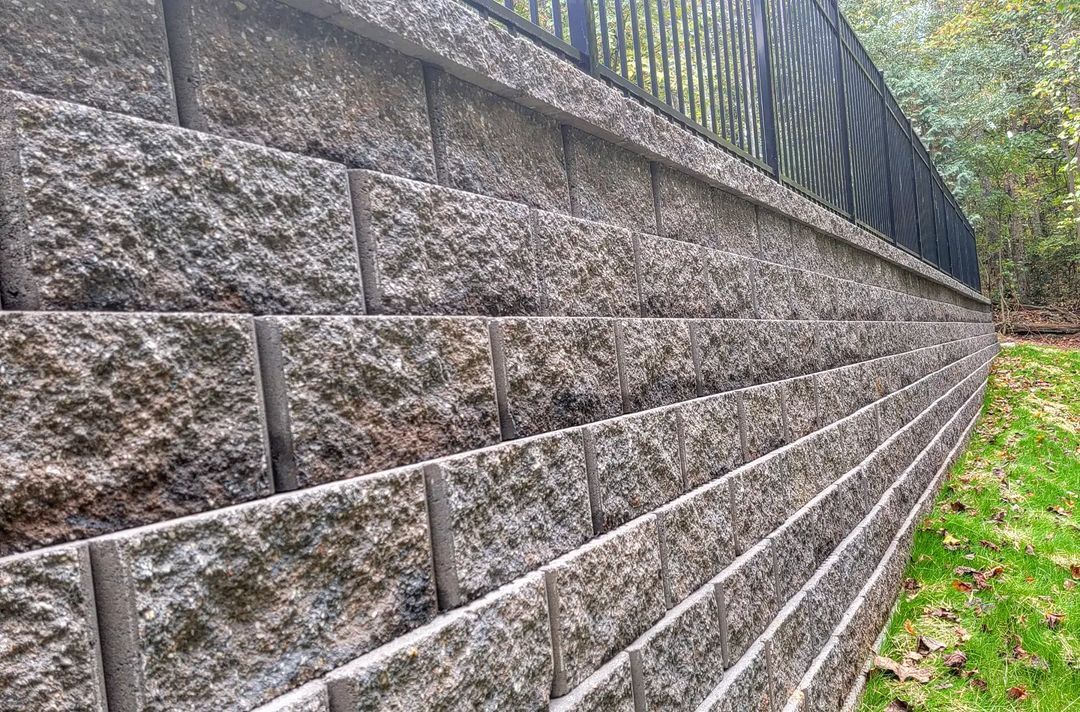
[679,393,743,489]
[549,653,635,712]
[658,478,738,604]
[654,165,759,257]
[715,539,778,668]
[616,319,696,412]
[565,127,656,234]
[637,235,756,319]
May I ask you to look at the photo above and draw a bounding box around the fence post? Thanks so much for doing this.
[908,120,923,259]
[877,69,897,243]
[567,0,598,73]
[749,0,780,177]
[831,3,855,217]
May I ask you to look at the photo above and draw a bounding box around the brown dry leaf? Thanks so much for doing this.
[970,678,988,691]
[943,650,968,669]
[904,619,918,636]
[873,655,934,683]
[991,511,1007,523]
[1049,505,1069,517]
[1065,580,1076,591]
[980,539,1001,551]
[917,636,946,655]
[1046,612,1065,629]
[884,701,912,712]
[986,565,1005,579]
[953,580,973,593]
[950,500,968,512]
[1007,686,1029,700]
[1070,564,1080,579]
[927,606,960,621]
[942,531,964,549]
[955,626,971,643]
[1026,544,1036,555]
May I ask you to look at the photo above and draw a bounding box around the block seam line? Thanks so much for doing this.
[422,463,463,610]
[88,540,146,712]
[421,64,450,186]
[252,318,299,492]
[347,171,383,314]
[77,545,110,712]
[0,97,39,310]
[159,0,206,131]
[153,0,182,126]
[545,569,570,698]
[614,320,631,414]
[487,320,516,441]
[246,316,278,497]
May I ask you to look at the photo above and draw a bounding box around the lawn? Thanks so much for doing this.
[859,342,1080,711]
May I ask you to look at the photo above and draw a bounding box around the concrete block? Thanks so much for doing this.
[739,382,787,461]
[258,316,499,489]
[790,269,838,321]
[565,127,656,233]
[428,69,569,213]
[586,408,684,532]
[771,507,819,602]
[654,165,759,256]
[694,320,792,394]
[679,393,743,489]
[779,375,820,441]
[698,640,771,712]
[352,171,540,316]
[616,319,696,412]
[731,456,793,550]
[815,363,876,426]
[757,208,792,265]
[167,0,434,179]
[549,654,634,712]
[766,593,818,705]
[495,317,621,438]
[0,545,106,712]
[784,321,826,377]
[0,0,174,122]
[91,468,435,712]
[753,260,798,320]
[715,539,777,667]
[637,235,755,319]
[252,683,328,712]
[545,516,667,694]
[534,211,639,317]
[0,92,363,314]
[658,479,738,604]
[0,312,269,556]
[434,429,593,603]
[630,588,725,711]
[326,573,552,711]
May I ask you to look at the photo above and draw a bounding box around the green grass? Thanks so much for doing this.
[859,343,1080,711]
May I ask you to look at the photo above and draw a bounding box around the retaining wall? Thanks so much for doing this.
[0,1,996,711]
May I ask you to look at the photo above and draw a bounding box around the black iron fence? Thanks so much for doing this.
[468,0,982,292]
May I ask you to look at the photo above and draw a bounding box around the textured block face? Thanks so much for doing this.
[638,236,755,319]
[173,0,434,179]
[565,127,656,233]
[551,654,635,711]
[617,319,696,411]
[429,70,569,213]
[587,409,684,532]
[693,320,751,394]
[534,211,639,317]
[0,0,173,122]
[754,261,797,320]
[701,642,771,712]
[354,171,540,316]
[655,165,758,256]
[327,574,552,712]
[547,518,667,692]
[780,376,820,441]
[633,590,725,710]
[0,92,364,314]
[437,431,593,601]
[732,457,791,549]
[768,594,818,704]
[740,383,787,460]
[265,316,499,488]
[757,209,792,265]
[257,683,329,712]
[0,312,269,556]
[93,469,435,712]
[498,318,621,438]
[660,480,737,602]
[0,546,105,712]
[771,509,820,602]
[716,541,777,666]
[680,393,743,489]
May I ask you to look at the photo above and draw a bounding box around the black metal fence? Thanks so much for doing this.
[468,0,982,292]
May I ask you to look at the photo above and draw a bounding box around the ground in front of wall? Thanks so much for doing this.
[859,341,1080,711]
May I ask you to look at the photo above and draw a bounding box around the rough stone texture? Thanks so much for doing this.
[659,479,737,603]
[780,375,820,441]
[587,409,683,532]
[766,593,819,706]
[757,209,792,266]
[436,430,593,601]
[353,171,540,316]
[549,654,634,712]
[263,316,499,489]
[631,588,725,711]
[0,545,106,712]
[815,363,879,426]
[716,540,777,667]
[0,312,269,556]
[655,165,759,256]
[92,468,434,712]
[497,318,620,438]
[533,211,639,317]
[546,517,667,694]
[169,0,434,179]
[0,0,174,122]
[565,127,656,234]
[254,682,329,712]
[754,260,798,320]
[637,235,756,319]
[428,69,569,213]
[699,641,772,712]
[617,319,696,412]
[740,383,787,460]
[680,393,743,489]
[0,92,364,314]
[731,456,792,550]
[770,504,821,603]
[325,573,552,711]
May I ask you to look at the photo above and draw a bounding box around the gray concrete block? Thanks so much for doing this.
[617,319,696,412]
[771,507,819,602]
[753,260,798,320]
[91,468,435,712]
[252,682,329,712]
[715,539,777,667]
[534,211,639,317]
[815,363,877,427]
[549,654,635,712]
[326,573,552,711]
[353,171,540,316]
[565,127,656,234]
[739,382,787,461]
[586,409,684,532]
[435,429,593,602]
[428,69,569,213]
[167,0,434,180]
[496,318,621,438]
[637,235,755,319]
[779,375,820,441]
[679,393,743,489]
[545,516,667,694]
[698,640,771,712]
[659,478,738,604]
[757,208,793,265]
[654,165,759,256]
[630,587,726,711]
[259,316,498,490]
[790,269,838,321]
[732,456,792,550]
[0,92,363,314]
[0,312,269,556]
[0,545,106,712]
[0,0,174,122]
[766,593,818,705]
[693,320,751,394]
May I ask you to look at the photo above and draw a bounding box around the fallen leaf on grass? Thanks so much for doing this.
[873,655,933,683]
[1065,580,1076,591]
[917,636,946,655]
[1026,544,1035,555]
[950,500,968,512]
[943,650,968,669]
[1046,612,1065,629]
[953,580,973,593]
[942,531,964,549]
[904,619,918,636]
[970,678,988,691]
[927,607,960,621]
[980,539,1001,551]
[903,578,921,598]
[991,511,1007,523]
[1007,686,1029,700]
[1071,564,1080,579]
[1049,505,1070,517]
[954,626,971,643]
[884,701,912,712]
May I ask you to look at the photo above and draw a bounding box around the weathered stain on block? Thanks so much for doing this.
[0,0,174,122]
[0,312,269,556]
[658,479,738,604]
[564,127,656,233]
[0,92,363,314]
[637,235,756,319]
[91,468,435,712]
[679,393,743,489]
[616,319,697,412]
[353,171,540,316]
[166,0,435,179]
[256,315,499,489]
[0,545,106,712]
